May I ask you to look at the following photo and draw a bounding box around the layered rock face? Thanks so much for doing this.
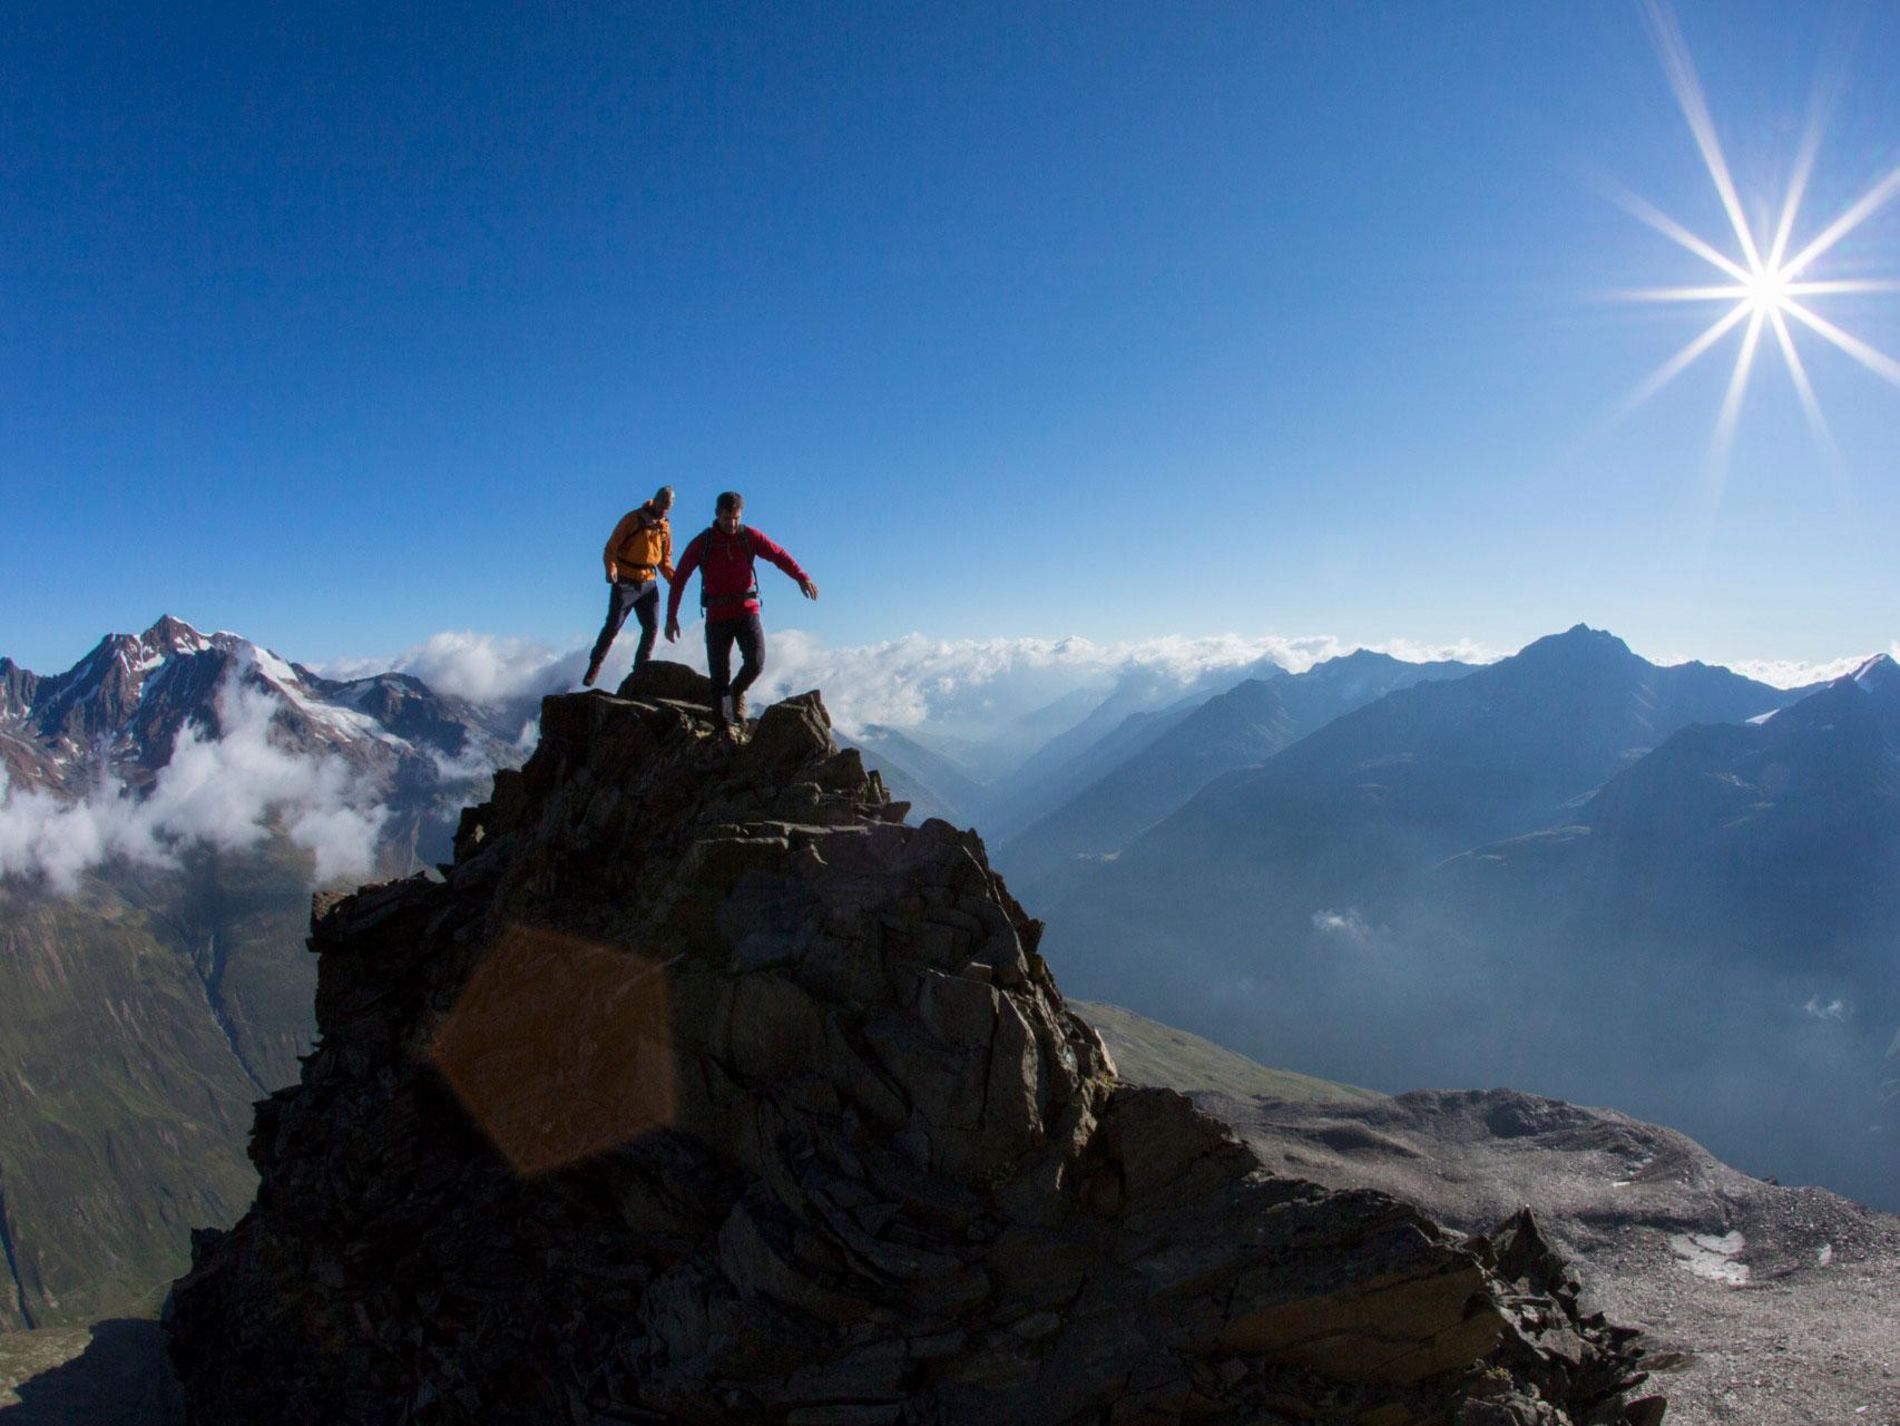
[165,668,1661,1425]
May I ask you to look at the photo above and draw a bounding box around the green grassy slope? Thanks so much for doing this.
[112,845,322,1093]
[0,1324,94,1405]
[1072,999,1381,1104]
[0,843,324,1331]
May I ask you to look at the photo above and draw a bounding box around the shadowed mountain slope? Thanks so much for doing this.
[1000,650,1473,888]
[978,662,1277,839]
[1443,652,1900,965]
[1108,625,1792,901]
[836,723,991,826]
[0,882,261,1332]
[1040,624,1797,1004]
[1419,655,1900,1205]
[1037,628,1888,1209]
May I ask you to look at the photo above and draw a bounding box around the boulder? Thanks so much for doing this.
[615,657,715,705]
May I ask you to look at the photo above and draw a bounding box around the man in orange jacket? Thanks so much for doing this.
[584,486,676,687]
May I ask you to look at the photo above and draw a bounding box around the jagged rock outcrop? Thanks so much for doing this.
[165,667,1662,1425]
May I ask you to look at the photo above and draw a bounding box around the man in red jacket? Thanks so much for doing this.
[665,490,819,727]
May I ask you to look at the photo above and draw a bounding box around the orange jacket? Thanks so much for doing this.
[603,504,675,582]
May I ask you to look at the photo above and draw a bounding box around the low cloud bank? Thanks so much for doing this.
[752,632,1500,737]
[321,631,579,706]
[1726,650,1892,689]
[326,628,1502,739]
[0,674,387,893]
[333,629,1896,714]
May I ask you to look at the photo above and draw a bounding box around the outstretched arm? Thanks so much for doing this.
[748,528,819,600]
[665,534,704,639]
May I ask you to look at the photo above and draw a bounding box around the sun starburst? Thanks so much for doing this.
[1611,2,1900,469]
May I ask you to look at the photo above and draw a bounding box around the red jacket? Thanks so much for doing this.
[667,525,809,623]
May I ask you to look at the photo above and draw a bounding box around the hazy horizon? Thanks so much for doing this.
[8,609,1893,716]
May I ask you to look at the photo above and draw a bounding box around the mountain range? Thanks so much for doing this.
[835,723,991,826]
[1037,626,1896,1207]
[2,610,1894,1343]
[996,648,1474,889]
[973,652,1289,838]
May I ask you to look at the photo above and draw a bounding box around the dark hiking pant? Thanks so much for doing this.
[706,612,765,705]
[590,578,660,671]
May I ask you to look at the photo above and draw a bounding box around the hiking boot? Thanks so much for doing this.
[731,690,747,724]
[582,658,602,688]
[715,695,733,728]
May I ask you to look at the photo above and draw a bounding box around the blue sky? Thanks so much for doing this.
[5,1,1898,677]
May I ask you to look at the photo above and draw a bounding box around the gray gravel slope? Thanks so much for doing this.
[1199,1087,1899,1426]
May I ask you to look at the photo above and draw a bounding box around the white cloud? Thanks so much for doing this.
[1802,996,1853,1022]
[320,631,578,706]
[1312,907,1373,941]
[743,631,1259,738]
[0,769,118,892]
[0,674,387,893]
[742,629,1502,738]
[422,718,541,826]
[1728,655,1879,689]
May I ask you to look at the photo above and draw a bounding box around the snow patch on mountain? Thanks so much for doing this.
[1669,1230,1751,1286]
[1852,652,1898,692]
[226,645,411,753]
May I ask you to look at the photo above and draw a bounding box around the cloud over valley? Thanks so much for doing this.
[0,675,388,893]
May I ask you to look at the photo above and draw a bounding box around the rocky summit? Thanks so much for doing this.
[164,665,1663,1426]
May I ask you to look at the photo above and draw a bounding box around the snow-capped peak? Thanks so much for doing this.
[1851,652,1897,694]
[118,615,216,676]
[141,614,210,654]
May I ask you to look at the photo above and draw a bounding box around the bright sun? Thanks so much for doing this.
[1744,266,1791,317]
[1614,2,1900,465]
